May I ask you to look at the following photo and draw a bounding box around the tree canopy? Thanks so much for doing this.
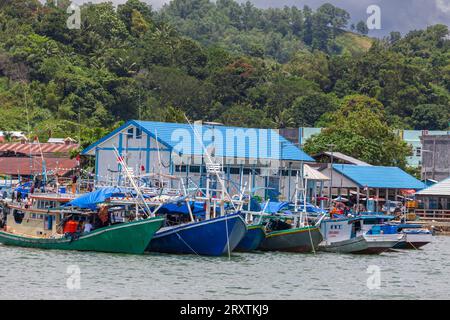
[0,0,448,162]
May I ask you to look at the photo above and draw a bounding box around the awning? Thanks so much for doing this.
[303,164,330,180]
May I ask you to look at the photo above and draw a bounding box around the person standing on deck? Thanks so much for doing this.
[83,220,93,233]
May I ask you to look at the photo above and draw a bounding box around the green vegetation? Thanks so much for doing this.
[304,95,412,167]
[0,0,449,168]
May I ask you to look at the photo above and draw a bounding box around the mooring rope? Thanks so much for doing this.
[225,215,231,261]
[176,232,201,257]
[304,212,316,255]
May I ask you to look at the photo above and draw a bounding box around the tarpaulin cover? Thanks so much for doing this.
[263,201,290,213]
[158,201,206,217]
[65,187,127,210]
[14,181,32,195]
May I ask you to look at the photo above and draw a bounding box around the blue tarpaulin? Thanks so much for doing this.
[158,201,206,217]
[263,201,290,213]
[262,201,327,214]
[65,187,127,210]
[15,181,32,195]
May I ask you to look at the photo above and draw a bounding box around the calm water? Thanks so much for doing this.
[1,236,449,300]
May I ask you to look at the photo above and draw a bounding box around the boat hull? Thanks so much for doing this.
[393,232,433,249]
[235,224,266,252]
[0,217,164,254]
[147,213,247,256]
[352,234,402,254]
[259,226,322,253]
[319,235,369,253]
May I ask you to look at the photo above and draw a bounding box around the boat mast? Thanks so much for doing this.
[112,145,154,218]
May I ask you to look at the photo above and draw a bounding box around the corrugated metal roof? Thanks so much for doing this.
[0,157,78,176]
[0,143,79,155]
[83,120,314,162]
[415,177,450,196]
[321,152,371,166]
[332,164,426,190]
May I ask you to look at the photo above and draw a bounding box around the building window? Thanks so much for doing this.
[175,165,187,173]
[281,170,291,176]
[127,128,134,139]
[189,166,200,173]
[136,128,142,139]
[229,167,241,175]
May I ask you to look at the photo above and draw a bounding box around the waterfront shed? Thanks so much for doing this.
[414,177,450,219]
[320,164,426,211]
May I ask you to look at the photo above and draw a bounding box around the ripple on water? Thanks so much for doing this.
[1,236,450,299]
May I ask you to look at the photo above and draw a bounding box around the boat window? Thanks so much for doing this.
[13,210,25,224]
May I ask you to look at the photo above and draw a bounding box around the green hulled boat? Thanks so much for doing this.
[0,217,164,254]
[0,191,164,254]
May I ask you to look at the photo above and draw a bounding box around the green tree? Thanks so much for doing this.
[356,21,368,35]
[288,92,339,126]
[219,104,274,128]
[410,104,450,130]
[304,95,412,167]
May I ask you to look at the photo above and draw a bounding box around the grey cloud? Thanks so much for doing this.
[44,0,450,37]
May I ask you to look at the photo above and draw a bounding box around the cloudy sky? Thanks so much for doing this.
[65,0,450,37]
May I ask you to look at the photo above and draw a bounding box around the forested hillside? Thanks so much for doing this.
[0,0,449,160]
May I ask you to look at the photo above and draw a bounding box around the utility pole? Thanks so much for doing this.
[327,143,336,207]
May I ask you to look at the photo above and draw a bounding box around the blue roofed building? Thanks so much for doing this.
[320,164,426,211]
[81,120,314,200]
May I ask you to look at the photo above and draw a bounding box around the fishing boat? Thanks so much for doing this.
[250,173,324,253]
[135,165,248,256]
[390,223,433,249]
[0,189,164,254]
[319,217,403,254]
[148,211,247,256]
[235,222,266,252]
[259,224,322,253]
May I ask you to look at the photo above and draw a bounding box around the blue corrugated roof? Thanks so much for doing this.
[333,164,426,190]
[82,120,313,162]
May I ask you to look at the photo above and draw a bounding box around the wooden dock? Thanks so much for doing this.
[415,219,450,235]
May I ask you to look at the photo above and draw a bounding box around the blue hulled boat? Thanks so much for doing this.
[235,223,266,252]
[147,212,247,256]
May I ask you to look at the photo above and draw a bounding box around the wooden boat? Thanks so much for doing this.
[259,224,322,253]
[358,214,408,250]
[0,217,163,254]
[147,212,247,256]
[319,217,403,254]
[0,190,164,254]
[391,223,433,249]
[235,223,266,252]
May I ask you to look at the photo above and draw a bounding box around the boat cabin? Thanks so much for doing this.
[2,193,80,238]
[320,218,363,244]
